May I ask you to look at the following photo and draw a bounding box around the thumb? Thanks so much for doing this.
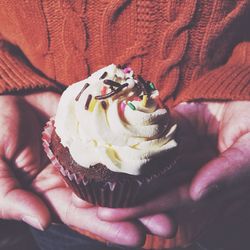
[0,159,51,230]
[190,133,250,200]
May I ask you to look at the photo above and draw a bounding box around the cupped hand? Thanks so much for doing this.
[0,91,59,230]
[97,101,250,245]
[31,164,147,247]
[185,101,250,199]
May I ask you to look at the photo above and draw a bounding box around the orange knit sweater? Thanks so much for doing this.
[0,1,249,249]
[0,0,249,106]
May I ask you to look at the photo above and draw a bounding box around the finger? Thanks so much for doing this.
[2,101,43,179]
[139,213,177,238]
[31,163,66,193]
[190,133,250,200]
[14,145,42,181]
[97,184,190,221]
[43,187,145,247]
[0,159,51,230]
[71,193,94,208]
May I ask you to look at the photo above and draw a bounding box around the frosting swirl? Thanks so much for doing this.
[55,64,177,175]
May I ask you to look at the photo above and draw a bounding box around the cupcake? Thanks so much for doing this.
[43,64,183,208]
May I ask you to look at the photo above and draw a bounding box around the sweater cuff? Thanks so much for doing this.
[0,43,60,94]
[175,64,250,104]
[175,42,250,104]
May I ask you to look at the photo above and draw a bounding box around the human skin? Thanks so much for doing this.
[97,101,250,245]
[0,94,52,230]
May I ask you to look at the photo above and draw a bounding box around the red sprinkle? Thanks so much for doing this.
[120,102,126,112]
[123,67,132,73]
[101,86,107,95]
[133,96,141,102]
[118,101,126,120]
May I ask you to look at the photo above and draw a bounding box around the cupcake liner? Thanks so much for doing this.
[42,119,148,207]
[42,119,189,208]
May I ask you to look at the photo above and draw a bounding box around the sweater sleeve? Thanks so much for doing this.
[175,42,250,104]
[0,41,60,94]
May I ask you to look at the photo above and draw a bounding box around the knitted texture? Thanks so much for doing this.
[0,0,249,104]
[0,41,59,93]
[0,1,249,248]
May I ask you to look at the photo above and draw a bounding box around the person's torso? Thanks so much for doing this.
[0,0,247,101]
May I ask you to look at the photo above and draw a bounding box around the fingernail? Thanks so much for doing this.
[22,216,44,231]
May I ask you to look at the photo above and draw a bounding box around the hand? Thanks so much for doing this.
[31,164,149,246]
[97,101,250,245]
[185,101,250,199]
[0,91,59,230]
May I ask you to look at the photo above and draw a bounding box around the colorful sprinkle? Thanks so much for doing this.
[142,95,148,107]
[120,101,126,112]
[118,101,126,119]
[89,98,97,112]
[133,96,141,102]
[103,79,121,88]
[101,86,107,95]
[85,94,92,110]
[75,83,89,101]
[99,71,108,80]
[149,82,155,90]
[128,102,136,110]
[95,83,129,100]
[101,101,108,110]
[123,67,132,73]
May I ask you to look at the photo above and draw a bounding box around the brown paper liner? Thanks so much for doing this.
[42,119,184,208]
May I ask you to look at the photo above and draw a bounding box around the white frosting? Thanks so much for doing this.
[55,64,177,175]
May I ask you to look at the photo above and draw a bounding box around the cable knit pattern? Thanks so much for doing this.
[175,1,250,104]
[41,0,89,83]
[100,0,155,72]
[0,0,249,104]
[153,0,197,101]
[0,0,249,248]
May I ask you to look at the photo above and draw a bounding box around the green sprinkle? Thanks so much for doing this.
[128,102,136,110]
[149,82,155,90]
